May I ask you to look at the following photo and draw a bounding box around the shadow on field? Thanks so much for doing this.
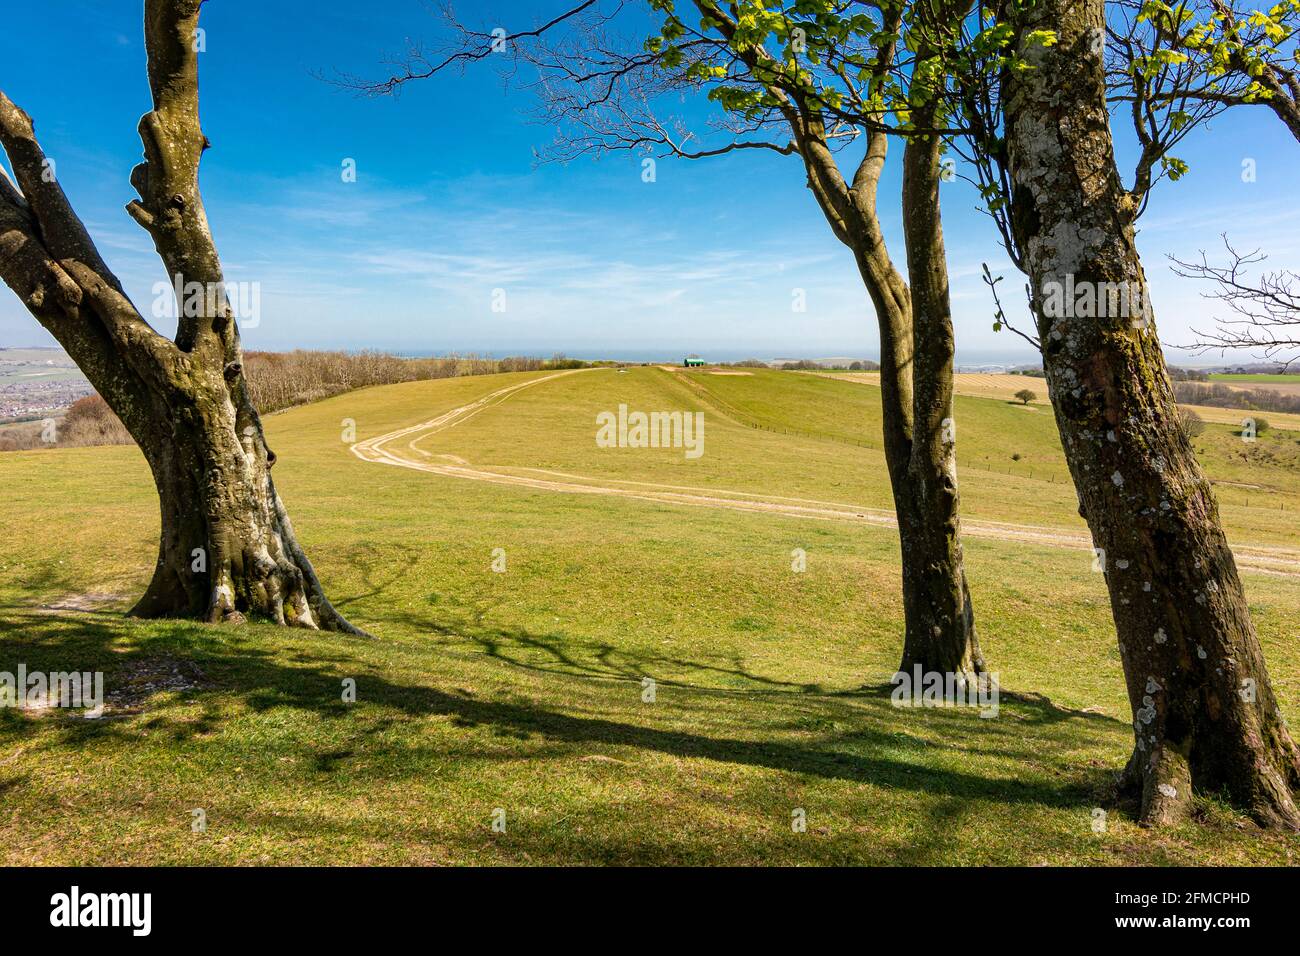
[328,541,426,609]
[392,602,1121,734]
[422,606,830,694]
[0,609,1124,813]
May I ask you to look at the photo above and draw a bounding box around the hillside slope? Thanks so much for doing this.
[1,368,1297,865]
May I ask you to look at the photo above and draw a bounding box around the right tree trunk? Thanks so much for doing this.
[1002,0,1300,826]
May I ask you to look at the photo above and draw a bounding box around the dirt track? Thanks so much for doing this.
[350,371,1300,577]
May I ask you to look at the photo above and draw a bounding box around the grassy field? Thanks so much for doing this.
[1209,373,1300,386]
[827,369,1300,430]
[2,368,1298,865]
[1205,373,1300,404]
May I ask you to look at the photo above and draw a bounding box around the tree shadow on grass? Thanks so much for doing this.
[383,601,1122,736]
[326,541,426,610]
[423,612,828,694]
[0,608,1125,813]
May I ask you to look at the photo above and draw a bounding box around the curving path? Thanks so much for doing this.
[349,370,1300,577]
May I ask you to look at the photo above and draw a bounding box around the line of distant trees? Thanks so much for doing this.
[0,351,597,452]
[243,350,592,413]
[1173,380,1300,416]
[776,359,882,371]
[0,393,131,451]
[1006,365,1300,416]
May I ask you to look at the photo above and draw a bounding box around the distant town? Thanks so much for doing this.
[0,348,93,422]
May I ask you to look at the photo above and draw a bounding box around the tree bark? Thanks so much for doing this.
[0,0,363,634]
[126,364,358,632]
[1260,69,1300,143]
[1001,0,1300,826]
[894,1,983,679]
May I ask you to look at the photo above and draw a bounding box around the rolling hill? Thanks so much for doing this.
[2,367,1297,864]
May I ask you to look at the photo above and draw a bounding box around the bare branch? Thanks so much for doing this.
[330,0,605,97]
[982,263,1041,352]
[1172,236,1300,369]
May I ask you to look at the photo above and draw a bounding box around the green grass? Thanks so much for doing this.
[1208,373,1300,384]
[1,368,1298,864]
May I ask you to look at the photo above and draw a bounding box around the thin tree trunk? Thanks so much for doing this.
[898,88,982,679]
[680,0,983,679]
[1001,0,1300,826]
[851,234,983,678]
[812,124,984,680]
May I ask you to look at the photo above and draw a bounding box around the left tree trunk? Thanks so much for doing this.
[0,0,363,635]
[129,358,358,630]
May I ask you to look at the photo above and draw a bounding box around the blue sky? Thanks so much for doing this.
[2,0,1297,365]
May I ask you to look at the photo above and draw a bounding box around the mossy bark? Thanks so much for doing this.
[127,357,357,631]
[1001,0,1300,826]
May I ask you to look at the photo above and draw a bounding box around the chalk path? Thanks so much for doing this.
[349,370,1300,577]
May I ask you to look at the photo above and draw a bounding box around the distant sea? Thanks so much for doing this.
[6,343,1230,372]
[392,347,1050,369]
